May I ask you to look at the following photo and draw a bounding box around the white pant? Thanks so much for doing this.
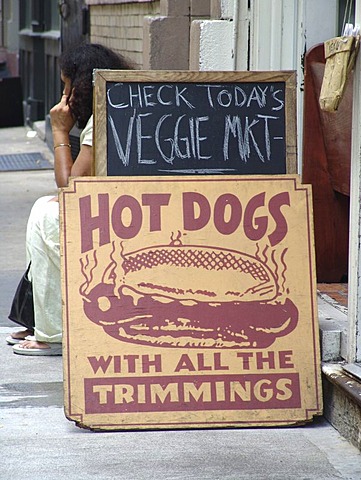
[26,196,62,343]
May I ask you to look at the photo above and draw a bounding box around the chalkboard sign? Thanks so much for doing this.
[93,71,297,176]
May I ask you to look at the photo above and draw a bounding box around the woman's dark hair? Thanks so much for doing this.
[59,43,134,129]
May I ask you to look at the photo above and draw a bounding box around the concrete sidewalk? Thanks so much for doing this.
[0,127,360,480]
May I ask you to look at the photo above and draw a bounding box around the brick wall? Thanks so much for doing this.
[88,0,213,70]
[89,2,160,68]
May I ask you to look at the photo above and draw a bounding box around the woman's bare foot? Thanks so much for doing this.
[6,329,35,345]
[18,339,50,350]
[11,329,34,340]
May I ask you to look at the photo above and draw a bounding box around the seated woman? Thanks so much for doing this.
[8,43,134,355]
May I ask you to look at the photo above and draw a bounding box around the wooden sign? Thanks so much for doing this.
[60,175,322,430]
[93,71,297,176]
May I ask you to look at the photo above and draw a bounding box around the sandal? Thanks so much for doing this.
[13,342,62,356]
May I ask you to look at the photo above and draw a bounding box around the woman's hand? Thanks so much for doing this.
[51,76,92,188]
[50,94,75,135]
[51,92,75,188]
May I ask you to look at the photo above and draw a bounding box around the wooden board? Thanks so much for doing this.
[302,44,350,282]
[60,174,322,430]
[93,70,297,176]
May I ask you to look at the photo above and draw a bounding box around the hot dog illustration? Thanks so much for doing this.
[81,239,298,349]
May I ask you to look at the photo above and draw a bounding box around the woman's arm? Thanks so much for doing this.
[70,144,92,178]
[50,94,92,187]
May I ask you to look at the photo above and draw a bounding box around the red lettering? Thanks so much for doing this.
[79,194,110,253]
[142,193,171,231]
[279,350,294,368]
[243,192,268,241]
[197,353,212,371]
[256,351,275,369]
[141,354,162,373]
[214,352,229,371]
[214,193,242,234]
[87,355,113,374]
[79,189,290,250]
[268,192,290,246]
[123,354,140,373]
[236,352,253,370]
[174,353,196,372]
[111,195,142,239]
[183,192,211,231]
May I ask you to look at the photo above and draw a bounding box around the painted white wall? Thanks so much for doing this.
[347,0,361,364]
[248,0,338,170]
[193,0,339,171]
[301,0,339,51]
[196,20,235,71]
[248,0,298,70]
[195,0,361,363]
[248,0,338,70]
[194,1,248,71]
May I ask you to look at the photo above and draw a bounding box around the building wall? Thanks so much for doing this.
[1,0,20,76]
[18,1,61,123]
[87,0,212,69]
[193,0,339,172]
[86,0,340,169]
[88,1,161,68]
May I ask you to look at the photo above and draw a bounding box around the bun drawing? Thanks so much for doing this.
[81,235,298,349]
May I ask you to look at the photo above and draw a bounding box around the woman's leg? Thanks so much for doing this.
[19,196,62,349]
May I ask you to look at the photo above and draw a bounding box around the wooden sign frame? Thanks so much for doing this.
[93,70,297,176]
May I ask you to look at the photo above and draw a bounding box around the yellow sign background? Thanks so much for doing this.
[60,175,322,430]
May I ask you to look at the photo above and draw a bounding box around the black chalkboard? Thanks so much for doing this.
[93,71,297,176]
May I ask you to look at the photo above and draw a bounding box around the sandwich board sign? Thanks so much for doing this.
[60,175,322,430]
[92,70,297,176]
